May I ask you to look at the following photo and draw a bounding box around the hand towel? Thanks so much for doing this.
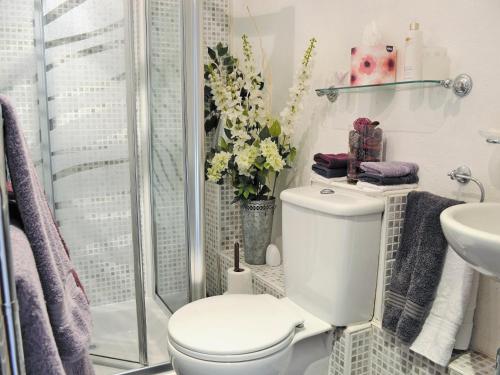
[1,95,94,374]
[382,191,463,344]
[356,181,418,192]
[454,272,479,350]
[358,172,419,185]
[313,153,349,168]
[11,225,66,375]
[410,246,479,366]
[360,161,419,177]
[312,163,347,178]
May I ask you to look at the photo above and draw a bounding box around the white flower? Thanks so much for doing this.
[260,138,285,172]
[279,38,317,139]
[207,151,231,182]
[235,145,260,176]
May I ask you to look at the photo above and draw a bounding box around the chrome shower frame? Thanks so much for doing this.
[127,0,206,368]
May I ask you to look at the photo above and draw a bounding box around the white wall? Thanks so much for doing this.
[231,0,500,359]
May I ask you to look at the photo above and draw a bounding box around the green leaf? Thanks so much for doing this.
[289,147,297,162]
[224,128,232,139]
[217,44,228,56]
[223,56,234,66]
[247,185,257,194]
[257,170,267,185]
[259,126,271,140]
[260,185,271,195]
[243,190,250,199]
[219,137,229,151]
[207,47,217,61]
[269,120,281,137]
[204,115,219,133]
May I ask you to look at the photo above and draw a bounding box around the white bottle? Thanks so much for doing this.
[403,22,423,81]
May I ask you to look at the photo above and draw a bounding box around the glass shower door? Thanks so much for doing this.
[148,0,190,313]
[39,0,143,364]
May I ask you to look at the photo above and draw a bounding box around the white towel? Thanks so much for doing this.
[410,246,479,366]
[454,273,479,350]
[356,181,418,192]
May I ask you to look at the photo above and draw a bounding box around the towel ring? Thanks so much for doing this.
[447,165,485,202]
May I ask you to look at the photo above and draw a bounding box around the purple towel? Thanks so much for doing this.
[11,225,66,374]
[1,95,94,374]
[360,161,419,177]
[358,172,419,186]
[313,153,349,169]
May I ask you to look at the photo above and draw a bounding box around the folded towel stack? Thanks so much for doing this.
[358,161,419,186]
[312,153,348,179]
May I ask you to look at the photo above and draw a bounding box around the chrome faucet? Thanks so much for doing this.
[447,165,485,202]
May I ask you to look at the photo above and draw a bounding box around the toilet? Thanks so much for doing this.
[167,185,385,375]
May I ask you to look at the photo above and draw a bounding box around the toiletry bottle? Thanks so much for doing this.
[403,22,423,81]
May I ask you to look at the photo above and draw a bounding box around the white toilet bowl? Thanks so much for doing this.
[167,294,332,375]
[167,186,385,375]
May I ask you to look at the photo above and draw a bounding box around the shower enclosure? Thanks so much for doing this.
[0,0,207,372]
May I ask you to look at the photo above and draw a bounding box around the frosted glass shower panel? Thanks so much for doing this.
[149,0,189,312]
[42,0,139,362]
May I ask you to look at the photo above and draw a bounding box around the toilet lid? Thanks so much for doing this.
[167,294,304,358]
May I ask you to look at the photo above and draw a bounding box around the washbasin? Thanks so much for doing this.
[441,203,500,279]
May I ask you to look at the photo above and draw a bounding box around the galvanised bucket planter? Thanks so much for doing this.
[240,198,276,265]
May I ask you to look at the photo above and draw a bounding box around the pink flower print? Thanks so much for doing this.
[359,55,376,75]
[381,56,396,75]
[350,69,358,85]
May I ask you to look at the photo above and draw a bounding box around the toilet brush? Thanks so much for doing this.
[234,242,243,272]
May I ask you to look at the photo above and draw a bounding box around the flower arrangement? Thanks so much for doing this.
[204,35,317,202]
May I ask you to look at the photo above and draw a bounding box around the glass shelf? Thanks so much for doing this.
[315,79,452,102]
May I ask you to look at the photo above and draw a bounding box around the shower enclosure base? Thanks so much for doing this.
[91,297,170,368]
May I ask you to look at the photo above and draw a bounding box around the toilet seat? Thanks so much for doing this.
[167,294,304,363]
[169,329,295,363]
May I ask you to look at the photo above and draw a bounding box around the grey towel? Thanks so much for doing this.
[11,225,66,374]
[358,172,419,186]
[1,95,94,374]
[382,191,463,344]
[312,163,347,178]
[360,161,419,177]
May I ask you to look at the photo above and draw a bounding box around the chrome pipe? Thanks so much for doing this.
[123,0,149,365]
[0,109,25,374]
[34,0,55,213]
[182,0,206,302]
[496,348,500,375]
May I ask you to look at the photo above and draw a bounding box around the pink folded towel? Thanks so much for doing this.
[313,153,349,169]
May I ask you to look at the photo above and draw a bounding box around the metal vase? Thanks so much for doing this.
[240,198,276,265]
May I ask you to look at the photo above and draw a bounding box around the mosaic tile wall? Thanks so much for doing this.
[0,0,42,172]
[42,0,135,306]
[202,0,237,298]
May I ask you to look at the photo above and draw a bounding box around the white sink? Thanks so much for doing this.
[441,203,500,279]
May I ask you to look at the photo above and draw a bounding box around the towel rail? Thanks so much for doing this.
[447,165,485,203]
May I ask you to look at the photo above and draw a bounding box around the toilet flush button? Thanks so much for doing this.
[320,188,335,195]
